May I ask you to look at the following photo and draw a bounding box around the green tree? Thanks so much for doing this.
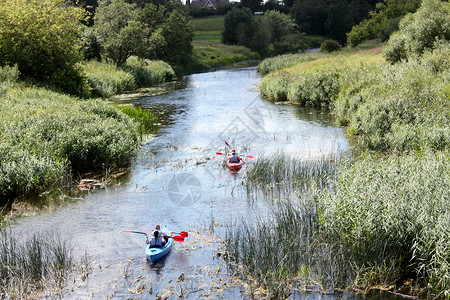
[222,8,253,45]
[325,0,353,43]
[94,0,149,65]
[291,0,327,36]
[157,11,194,65]
[384,0,450,63]
[241,0,263,13]
[263,10,296,43]
[0,0,85,82]
[347,0,420,47]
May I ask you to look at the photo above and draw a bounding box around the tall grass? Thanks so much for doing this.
[116,105,158,135]
[122,56,175,87]
[0,229,73,299]
[81,60,136,97]
[225,151,450,298]
[0,86,140,200]
[246,153,338,196]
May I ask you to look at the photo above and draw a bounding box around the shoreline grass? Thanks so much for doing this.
[0,228,74,299]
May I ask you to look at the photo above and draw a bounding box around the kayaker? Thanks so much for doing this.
[228,149,240,163]
[147,224,172,248]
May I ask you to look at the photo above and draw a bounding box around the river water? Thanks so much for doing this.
[11,67,351,299]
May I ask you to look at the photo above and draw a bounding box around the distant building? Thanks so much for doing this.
[190,0,229,10]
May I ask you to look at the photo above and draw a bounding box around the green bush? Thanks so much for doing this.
[122,56,175,87]
[82,61,136,97]
[383,0,450,63]
[0,0,87,96]
[0,65,19,83]
[319,39,341,53]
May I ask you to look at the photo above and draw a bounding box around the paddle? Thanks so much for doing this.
[121,230,185,242]
[216,152,254,159]
[145,229,189,237]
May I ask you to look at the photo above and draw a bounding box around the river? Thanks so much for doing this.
[11,67,350,299]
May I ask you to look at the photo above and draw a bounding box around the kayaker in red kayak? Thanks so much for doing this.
[228,149,241,163]
[146,224,172,248]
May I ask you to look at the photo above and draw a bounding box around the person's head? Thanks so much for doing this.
[155,224,161,230]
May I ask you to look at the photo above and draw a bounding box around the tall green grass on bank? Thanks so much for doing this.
[81,57,175,98]
[226,151,450,297]
[258,44,450,152]
[0,229,73,299]
[0,83,141,201]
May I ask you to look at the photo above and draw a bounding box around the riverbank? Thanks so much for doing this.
[223,31,450,300]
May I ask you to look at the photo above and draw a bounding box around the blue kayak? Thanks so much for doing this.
[145,227,173,263]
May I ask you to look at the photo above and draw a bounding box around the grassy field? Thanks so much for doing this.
[189,16,224,42]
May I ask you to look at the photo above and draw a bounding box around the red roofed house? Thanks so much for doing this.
[190,0,230,10]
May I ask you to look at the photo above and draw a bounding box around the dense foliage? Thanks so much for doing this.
[347,0,420,47]
[383,0,450,63]
[0,75,142,200]
[0,0,89,96]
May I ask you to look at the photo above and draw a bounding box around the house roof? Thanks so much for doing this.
[190,0,229,9]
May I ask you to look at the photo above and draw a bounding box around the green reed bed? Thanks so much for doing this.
[0,229,73,299]
[225,151,450,298]
[245,153,338,196]
[0,86,141,200]
[116,105,158,135]
[81,60,136,97]
[121,56,175,87]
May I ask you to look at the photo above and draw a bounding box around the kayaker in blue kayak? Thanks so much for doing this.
[146,224,172,248]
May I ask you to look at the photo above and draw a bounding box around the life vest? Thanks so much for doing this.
[229,155,239,163]
[150,230,163,247]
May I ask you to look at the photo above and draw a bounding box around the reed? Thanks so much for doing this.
[116,105,158,135]
[225,151,450,297]
[0,229,73,298]
[0,86,140,200]
[81,60,136,97]
[245,153,338,196]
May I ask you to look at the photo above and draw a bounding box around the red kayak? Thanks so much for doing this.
[226,158,244,171]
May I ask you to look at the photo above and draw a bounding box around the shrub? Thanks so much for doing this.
[319,39,341,53]
[122,56,175,87]
[383,0,450,63]
[0,87,140,199]
[82,61,136,97]
[0,0,87,96]
[0,65,19,83]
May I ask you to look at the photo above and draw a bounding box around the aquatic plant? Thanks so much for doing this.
[0,229,74,298]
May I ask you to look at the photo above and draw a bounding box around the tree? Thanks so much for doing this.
[263,10,296,43]
[157,11,194,65]
[222,8,253,45]
[291,0,327,36]
[384,0,450,63]
[0,0,85,81]
[347,0,420,47]
[94,0,148,65]
[325,0,353,43]
[241,0,263,13]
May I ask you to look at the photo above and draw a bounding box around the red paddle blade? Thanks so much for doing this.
[215,152,223,155]
[178,231,188,237]
[246,155,254,158]
[225,141,231,148]
[172,235,184,242]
